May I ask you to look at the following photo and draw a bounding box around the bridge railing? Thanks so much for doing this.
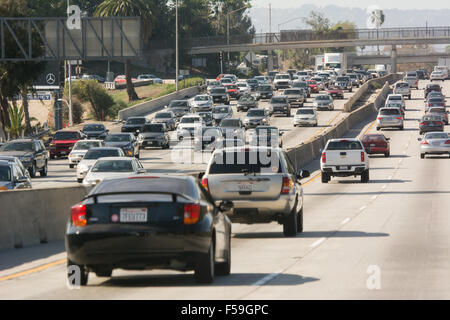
[162,26,450,50]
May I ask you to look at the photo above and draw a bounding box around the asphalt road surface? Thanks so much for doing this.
[1,79,449,299]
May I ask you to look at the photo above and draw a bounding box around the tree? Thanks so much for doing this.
[370,9,385,54]
[6,102,25,139]
[94,0,154,102]
[69,80,114,121]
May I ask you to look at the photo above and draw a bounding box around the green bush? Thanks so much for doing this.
[371,82,382,90]
[65,80,114,121]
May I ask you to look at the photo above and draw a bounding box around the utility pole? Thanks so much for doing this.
[66,0,73,127]
[175,0,179,91]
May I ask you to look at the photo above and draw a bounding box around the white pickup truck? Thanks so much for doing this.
[320,138,370,183]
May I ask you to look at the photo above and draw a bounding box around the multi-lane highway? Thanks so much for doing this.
[30,87,361,189]
[1,79,449,299]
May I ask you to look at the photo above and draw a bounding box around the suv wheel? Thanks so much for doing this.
[297,207,304,233]
[194,241,215,283]
[283,205,298,237]
[29,163,36,178]
[69,164,75,169]
[361,169,370,183]
[40,162,48,177]
[420,153,425,159]
[215,234,231,276]
[321,172,330,183]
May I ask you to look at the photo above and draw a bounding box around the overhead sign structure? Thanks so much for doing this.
[0,17,142,61]
[244,52,257,64]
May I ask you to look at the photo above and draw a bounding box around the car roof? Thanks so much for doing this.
[4,139,36,143]
[75,139,103,143]
[87,147,122,151]
[109,132,133,136]
[0,160,13,167]
[93,157,133,161]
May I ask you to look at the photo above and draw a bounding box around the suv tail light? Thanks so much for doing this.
[201,178,209,191]
[71,204,87,227]
[184,204,200,224]
[321,152,326,163]
[421,140,429,145]
[361,151,365,162]
[396,117,403,120]
[445,140,450,145]
[281,176,294,194]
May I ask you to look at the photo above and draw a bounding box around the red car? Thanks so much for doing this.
[306,80,319,93]
[327,85,344,99]
[114,75,137,85]
[361,134,390,157]
[224,83,241,99]
[49,130,85,159]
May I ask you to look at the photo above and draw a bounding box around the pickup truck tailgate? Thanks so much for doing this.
[324,150,362,166]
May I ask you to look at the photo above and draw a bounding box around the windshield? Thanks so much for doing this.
[91,160,133,172]
[141,124,165,133]
[337,77,349,81]
[326,140,362,150]
[194,96,210,101]
[1,142,33,152]
[209,150,282,174]
[293,81,307,87]
[316,95,331,101]
[83,124,105,131]
[237,83,247,87]
[271,97,287,104]
[198,113,212,119]
[380,109,400,115]
[54,132,78,140]
[396,83,409,88]
[84,149,121,160]
[221,78,232,83]
[202,128,222,136]
[73,141,101,150]
[247,109,265,116]
[247,79,257,84]
[181,117,201,124]
[125,118,146,125]
[284,89,301,95]
[105,135,132,142]
[0,166,11,181]
[275,75,290,79]
[258,85,272,91]
[296,109,315,115]
[213,107,229,114]
[220,119,241,127]
[388,96,402,101]
[155,113,172,119]
[226,85,238,90]
[425,133,448,139]
[429,108,446,113]
[211,88,226,94]
[169,100,188,107]
[239,95,255,102]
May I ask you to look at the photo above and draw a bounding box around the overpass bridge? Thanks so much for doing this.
[347,52,450,66]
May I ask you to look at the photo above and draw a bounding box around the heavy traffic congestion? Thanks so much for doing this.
[1,60,450,297]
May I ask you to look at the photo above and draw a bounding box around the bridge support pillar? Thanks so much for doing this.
[267,51,274,72]
[391,45,397,73]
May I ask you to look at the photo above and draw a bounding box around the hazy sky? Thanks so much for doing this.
[251,0,449,10]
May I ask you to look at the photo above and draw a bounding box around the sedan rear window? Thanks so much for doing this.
[209,150,282,174]
[91,160,133,172]
[84,149,121,160]
[429,108,446,113]
[380,109,401,115]
[425,133,448,139]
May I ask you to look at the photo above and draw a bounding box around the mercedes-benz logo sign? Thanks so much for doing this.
[46,73,56,85]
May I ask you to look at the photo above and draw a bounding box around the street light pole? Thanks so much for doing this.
[175,0,179,91]
[226,5,249,73]
[66,0,73,127]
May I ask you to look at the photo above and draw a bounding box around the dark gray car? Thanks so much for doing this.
[237,94,258,112]
[138,123,170,149]
[121,117,149,136]
[283,88,305,107]
[211,105,233,125]
[81,123,109,140]
[104,133,140,158]
[270,96,291,117]
[244,108,270,129]
[0,139,48,178]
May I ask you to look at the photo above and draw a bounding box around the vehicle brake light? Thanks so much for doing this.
[71,204,87,227]
[201,178,209,191]
[377,117,382,120]
[421,140,429,145]
[361,151,365,162]
[420,122,425,126]
[184,204,200,224]
[321,152,326,163]
[445,140,450,145]
[281,176,294,194]
[396,117,403,120]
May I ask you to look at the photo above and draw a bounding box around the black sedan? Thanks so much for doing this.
[66,175,233,285]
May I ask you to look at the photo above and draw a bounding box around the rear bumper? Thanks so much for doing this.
[322,165,366,176]
[294,118,317,125]
[376,120,403,128]
[366,146,389,154]
[420,145,450,154]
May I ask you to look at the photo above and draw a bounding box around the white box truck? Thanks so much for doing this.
[315,55,324,71]
[324,53,347,73]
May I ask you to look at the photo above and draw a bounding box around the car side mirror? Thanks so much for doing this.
[386,137,390,140]
[138,168,147,174]
[15,176,28,184]
[365,147,370,153]
[198,172,205,180]
[218,200,234,212]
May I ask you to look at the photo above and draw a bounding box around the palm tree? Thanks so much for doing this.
[7,101,24,139]
[370,9,385,55]
[94,0,153,102]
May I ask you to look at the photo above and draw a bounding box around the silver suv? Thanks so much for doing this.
[201,147,310,236]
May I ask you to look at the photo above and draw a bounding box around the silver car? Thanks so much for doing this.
[419,132,450,158]
[219,118,246,141]
[243,108,270,129]
[76,147,125,183]
[211,105,233,125]
[201,146,310,236]
[190,95,213,112]
[293,108,318,127]
[376,107,404,131]
[82,157,146,186]
[68,139,103,167]
[152,111,177,130]
[313,94,334,111]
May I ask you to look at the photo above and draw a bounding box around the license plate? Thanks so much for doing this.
[120,208,148,222]
[238,183,253,192]
[340,155,346,158]
[337,166,349,170]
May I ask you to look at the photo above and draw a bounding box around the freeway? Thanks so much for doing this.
[1,79,449,299]
[30,85,360,189]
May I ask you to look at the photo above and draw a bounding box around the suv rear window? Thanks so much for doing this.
[396,83,409,88]
[380,109,401,115]
[326,141,363,150]
[209,150,282,174]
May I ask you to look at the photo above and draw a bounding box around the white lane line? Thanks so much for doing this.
[252,271,282,286]
[341,218,350,225]
[388,175,393,180]
[402,150,407,155]
[381,184,387,190]
[371,195,378,200]
[310,237,326,248]
[360,205,367,211]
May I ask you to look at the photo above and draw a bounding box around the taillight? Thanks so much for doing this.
[201,178,209,191]
[420,122,425,126]
[281,176,294,194]
[377,117,382,120]
[396,117,403,120]
[445,140,450,145]
[321,152,326,163]
[421,140,429,145]
[71,204,87,227]
[361,151,365,162]
[184,204,200,224]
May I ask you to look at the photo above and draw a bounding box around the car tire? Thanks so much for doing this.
[215,234,231,276]
[69,164,74,169]
[349,88,352,92]
[40,162,48,177]
[399,125,404,130]
[194,241,215,284]
[67,259,88,286]
[321,173,330,183]
[376,127,380,131]
[29,163,36,178]
[95,269,112,278]
[420,153,425,159]
[77,178,83,183]
[408,95,411,100]
[283,205,298,237]
[384,152,390,157]
[297,207,304,233]
[135,152,140,159]
[50,154,55,160]
[361,170,369,183]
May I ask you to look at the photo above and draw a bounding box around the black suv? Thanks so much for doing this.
[0,139,49,177]
[81,123,109,139]
[210,87,231,105]
[121,117,150,136]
